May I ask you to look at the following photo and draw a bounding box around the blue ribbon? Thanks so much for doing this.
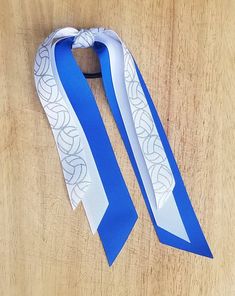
[54,35,212,264]
[94,41,212,258]
[55,38,138,266]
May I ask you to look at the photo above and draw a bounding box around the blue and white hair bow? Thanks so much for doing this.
[34,27,212,265]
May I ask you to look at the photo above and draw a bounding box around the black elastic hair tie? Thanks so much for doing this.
[83,72,102,79]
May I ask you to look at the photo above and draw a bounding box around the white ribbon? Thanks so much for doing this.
[34,28,109,233]
[75,28,189,241]
[34,27,189,241]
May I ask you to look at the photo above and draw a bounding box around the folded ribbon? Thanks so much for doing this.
[34,27,212,265]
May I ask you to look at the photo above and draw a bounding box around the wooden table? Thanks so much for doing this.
[0,0,234,295]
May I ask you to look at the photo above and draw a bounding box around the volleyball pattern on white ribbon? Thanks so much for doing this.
[133,109,153,138]
[37,75,62,103]
[149,164,174,208]
[42,27,79,47]
[57,126,82,155]
[34,30,90,209]
[75,28,175,208]
[34,46,50,76]
[62,155,87,185]
[123,44,175,208]
[73,29,95,48]
[142,135,166,163]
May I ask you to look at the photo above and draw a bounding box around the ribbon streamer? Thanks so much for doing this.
[34,27,212,265]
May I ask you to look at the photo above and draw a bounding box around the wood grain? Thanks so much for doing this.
[0,0,234,295]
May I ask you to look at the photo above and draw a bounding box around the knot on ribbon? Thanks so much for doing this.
[73,28,106,48]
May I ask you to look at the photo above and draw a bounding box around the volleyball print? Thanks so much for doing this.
[73,29,95,48]
[70,190,81,209]
[34,46,49,76]
[42,28,78,46]
[128,81,147,109]
[149,164,174,207]
[44,103,70,130]
[124,48,136,82]
[37,75,62,103]
[34,29,92,211]
[62,155,87,185]
[133,109,153,138]
[57,126,82,155]
[142,135,166,163]
[122,41,175,207]
[123,45,146,108]
[71,181,90,204]
[42,31,58,46]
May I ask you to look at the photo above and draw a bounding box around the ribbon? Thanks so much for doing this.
[34,27,212,265]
